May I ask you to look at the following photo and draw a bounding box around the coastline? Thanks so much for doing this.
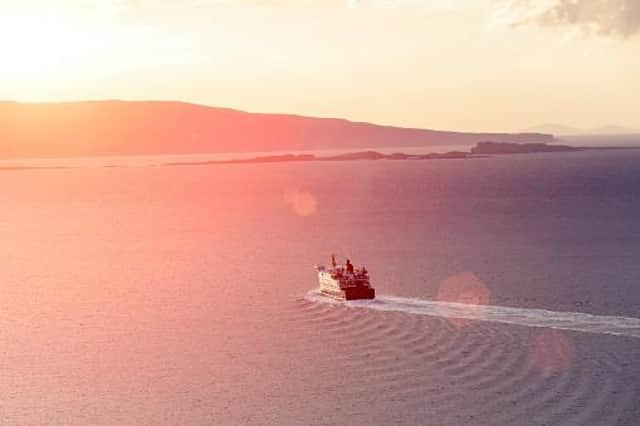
[163,142,640,168]
[2,143,640,171]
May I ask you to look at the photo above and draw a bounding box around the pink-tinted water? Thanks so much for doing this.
[1,151,639,425]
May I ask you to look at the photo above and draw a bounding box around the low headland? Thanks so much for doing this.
[164,150,472,167]
[163,141,622,167]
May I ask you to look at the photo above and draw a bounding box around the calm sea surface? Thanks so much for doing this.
[2,150,639,425]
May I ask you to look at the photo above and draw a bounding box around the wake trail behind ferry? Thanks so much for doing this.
[305,290,640,339]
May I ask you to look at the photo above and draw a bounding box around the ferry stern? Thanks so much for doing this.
[315,255,375,301]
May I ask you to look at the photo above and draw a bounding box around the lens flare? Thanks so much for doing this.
[284,189,318,217]
[528,330,574,377]
[435,272,490,327]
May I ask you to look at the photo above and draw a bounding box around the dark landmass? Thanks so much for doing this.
[471,141,640,155]
[0,100,553,158]
[166,141,621,168]
[225,154,316,163]
[421,151,471,160]
[471,141,580,155]
[314,150,472,161]
[321,151,387,161]
[4,141,636,171]
[164,150,475,167]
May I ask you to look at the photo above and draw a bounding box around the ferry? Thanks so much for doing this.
[315,255,375,300]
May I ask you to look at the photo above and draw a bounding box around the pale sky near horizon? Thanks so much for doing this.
[0,0,638,132]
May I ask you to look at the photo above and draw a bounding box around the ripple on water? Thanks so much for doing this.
[286,292,640,424]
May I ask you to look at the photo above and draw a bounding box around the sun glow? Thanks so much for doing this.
[0,12,87,81]
[0,0,638,129]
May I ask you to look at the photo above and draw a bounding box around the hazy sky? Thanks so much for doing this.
[0,0,638,131]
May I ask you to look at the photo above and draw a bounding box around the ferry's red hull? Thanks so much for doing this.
[321,287,376,301]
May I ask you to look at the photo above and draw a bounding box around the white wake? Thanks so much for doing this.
[305,290,640,339]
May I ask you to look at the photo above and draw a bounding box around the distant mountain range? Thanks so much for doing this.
[524,123,639,136]
[0,101,552,158]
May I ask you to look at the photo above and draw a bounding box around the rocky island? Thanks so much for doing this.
[164,142,589,167]
[471,141,580,155]
[164,150,474,167]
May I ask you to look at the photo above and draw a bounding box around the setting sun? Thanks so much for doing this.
[0,12,84,80]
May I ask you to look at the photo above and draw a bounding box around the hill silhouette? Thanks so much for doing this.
[525,123,639,136]
[0,101,553,158]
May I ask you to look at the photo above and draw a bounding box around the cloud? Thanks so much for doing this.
[496,0,640,38]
